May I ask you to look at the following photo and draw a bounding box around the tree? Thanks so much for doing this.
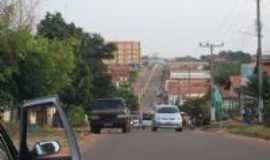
[1,6,75,108]
[247,72,270,101]
[37,12,82,41]
[200,50,252,63]
[37,12,115,114]
[181,98,210,125]
[200,50,251,84]
[247,72,270,120]
[0,28,74,105]
[213,62,240,84]
[218,50,252,63]
[113,85,139,111]
[13,37,75,102]
[0,0,41,30]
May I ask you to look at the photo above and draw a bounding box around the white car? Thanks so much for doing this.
[130,119,140,128]
[152,105,183,132]
[141,113,152,129]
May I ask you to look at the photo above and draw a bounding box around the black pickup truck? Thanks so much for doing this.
[90,98,131,134]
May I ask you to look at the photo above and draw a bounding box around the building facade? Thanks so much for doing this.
[165,78,210,105]
[165,61,210,105]
[220,75,241,112]
[104,41,141,68]
[107,64,130,87]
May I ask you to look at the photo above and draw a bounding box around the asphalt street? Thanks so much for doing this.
[140,64,164,112]
[82,129,270,160]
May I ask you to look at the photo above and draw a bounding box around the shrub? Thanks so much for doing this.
[67,105,86,127]
[183,98,210,125]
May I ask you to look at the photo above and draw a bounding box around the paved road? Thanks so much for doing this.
[82,129,270,160]
[140,64,165,112]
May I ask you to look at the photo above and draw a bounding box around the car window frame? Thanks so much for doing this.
[0,124,17,160]
[18,97,81,160]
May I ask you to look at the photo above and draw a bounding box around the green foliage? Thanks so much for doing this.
[201,50,252,85]
[0,8,116,116]
[67,105,86,127]
[213,62,240,84]
[113,86,139,111]
[0,11,75,106]
[37,12,116,114]
[247,72,270,99]
[37,12,82,41]
[13,37,74,101]
[0,1,16,27]
[247,72,270,117]
[182,98,210,125]
[218,50,252,63]
[201,50,252,63]
[128,71,138,85]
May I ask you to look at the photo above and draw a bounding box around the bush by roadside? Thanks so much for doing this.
[67,105,87,127]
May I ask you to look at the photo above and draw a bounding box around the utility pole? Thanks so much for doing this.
[199,42,224,122]
[256,0,264,123]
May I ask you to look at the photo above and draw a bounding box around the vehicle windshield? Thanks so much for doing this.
[142,114,152,120]
[157,107,178,114]
[0,104,75,158]
[94,100,125,110]
[1,0,270,160]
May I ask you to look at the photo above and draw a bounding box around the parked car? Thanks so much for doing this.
[0,96,81,160]
[141,113,152,129]
[152,105,183,132]
[130,115,141,128]
[90,98,131,133]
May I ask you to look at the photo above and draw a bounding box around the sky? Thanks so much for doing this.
[40,0,270,58]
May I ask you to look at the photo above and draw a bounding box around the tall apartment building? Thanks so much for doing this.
[104,41,141,68]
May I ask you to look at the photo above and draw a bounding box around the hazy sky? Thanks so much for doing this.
[41,0,270,58]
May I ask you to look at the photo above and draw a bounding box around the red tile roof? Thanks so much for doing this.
[229,75,241,88]
[107,64,130,84]
[169,62,208,72]
[263,61,270,76]
[219,86,238,99]
[165,79,210,96]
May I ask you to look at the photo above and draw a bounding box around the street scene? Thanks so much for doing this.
[1,0,270,160]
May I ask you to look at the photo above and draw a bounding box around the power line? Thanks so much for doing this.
[256,0,264,123]
[211,0,241,40]
[221,0,244,42]
[199,42,224,122]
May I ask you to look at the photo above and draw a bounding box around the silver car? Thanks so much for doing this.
[152,105,183,132]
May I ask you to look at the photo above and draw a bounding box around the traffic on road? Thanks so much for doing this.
[1,0,270,160]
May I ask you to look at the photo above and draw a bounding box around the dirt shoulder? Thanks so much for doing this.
[78,132,108,152]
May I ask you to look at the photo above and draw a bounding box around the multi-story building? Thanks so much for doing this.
[104,41,141,68]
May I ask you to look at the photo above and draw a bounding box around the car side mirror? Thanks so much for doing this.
[32,141,61,157]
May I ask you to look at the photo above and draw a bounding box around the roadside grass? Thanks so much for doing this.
[200,119,270,140]
[226,124,270,140]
